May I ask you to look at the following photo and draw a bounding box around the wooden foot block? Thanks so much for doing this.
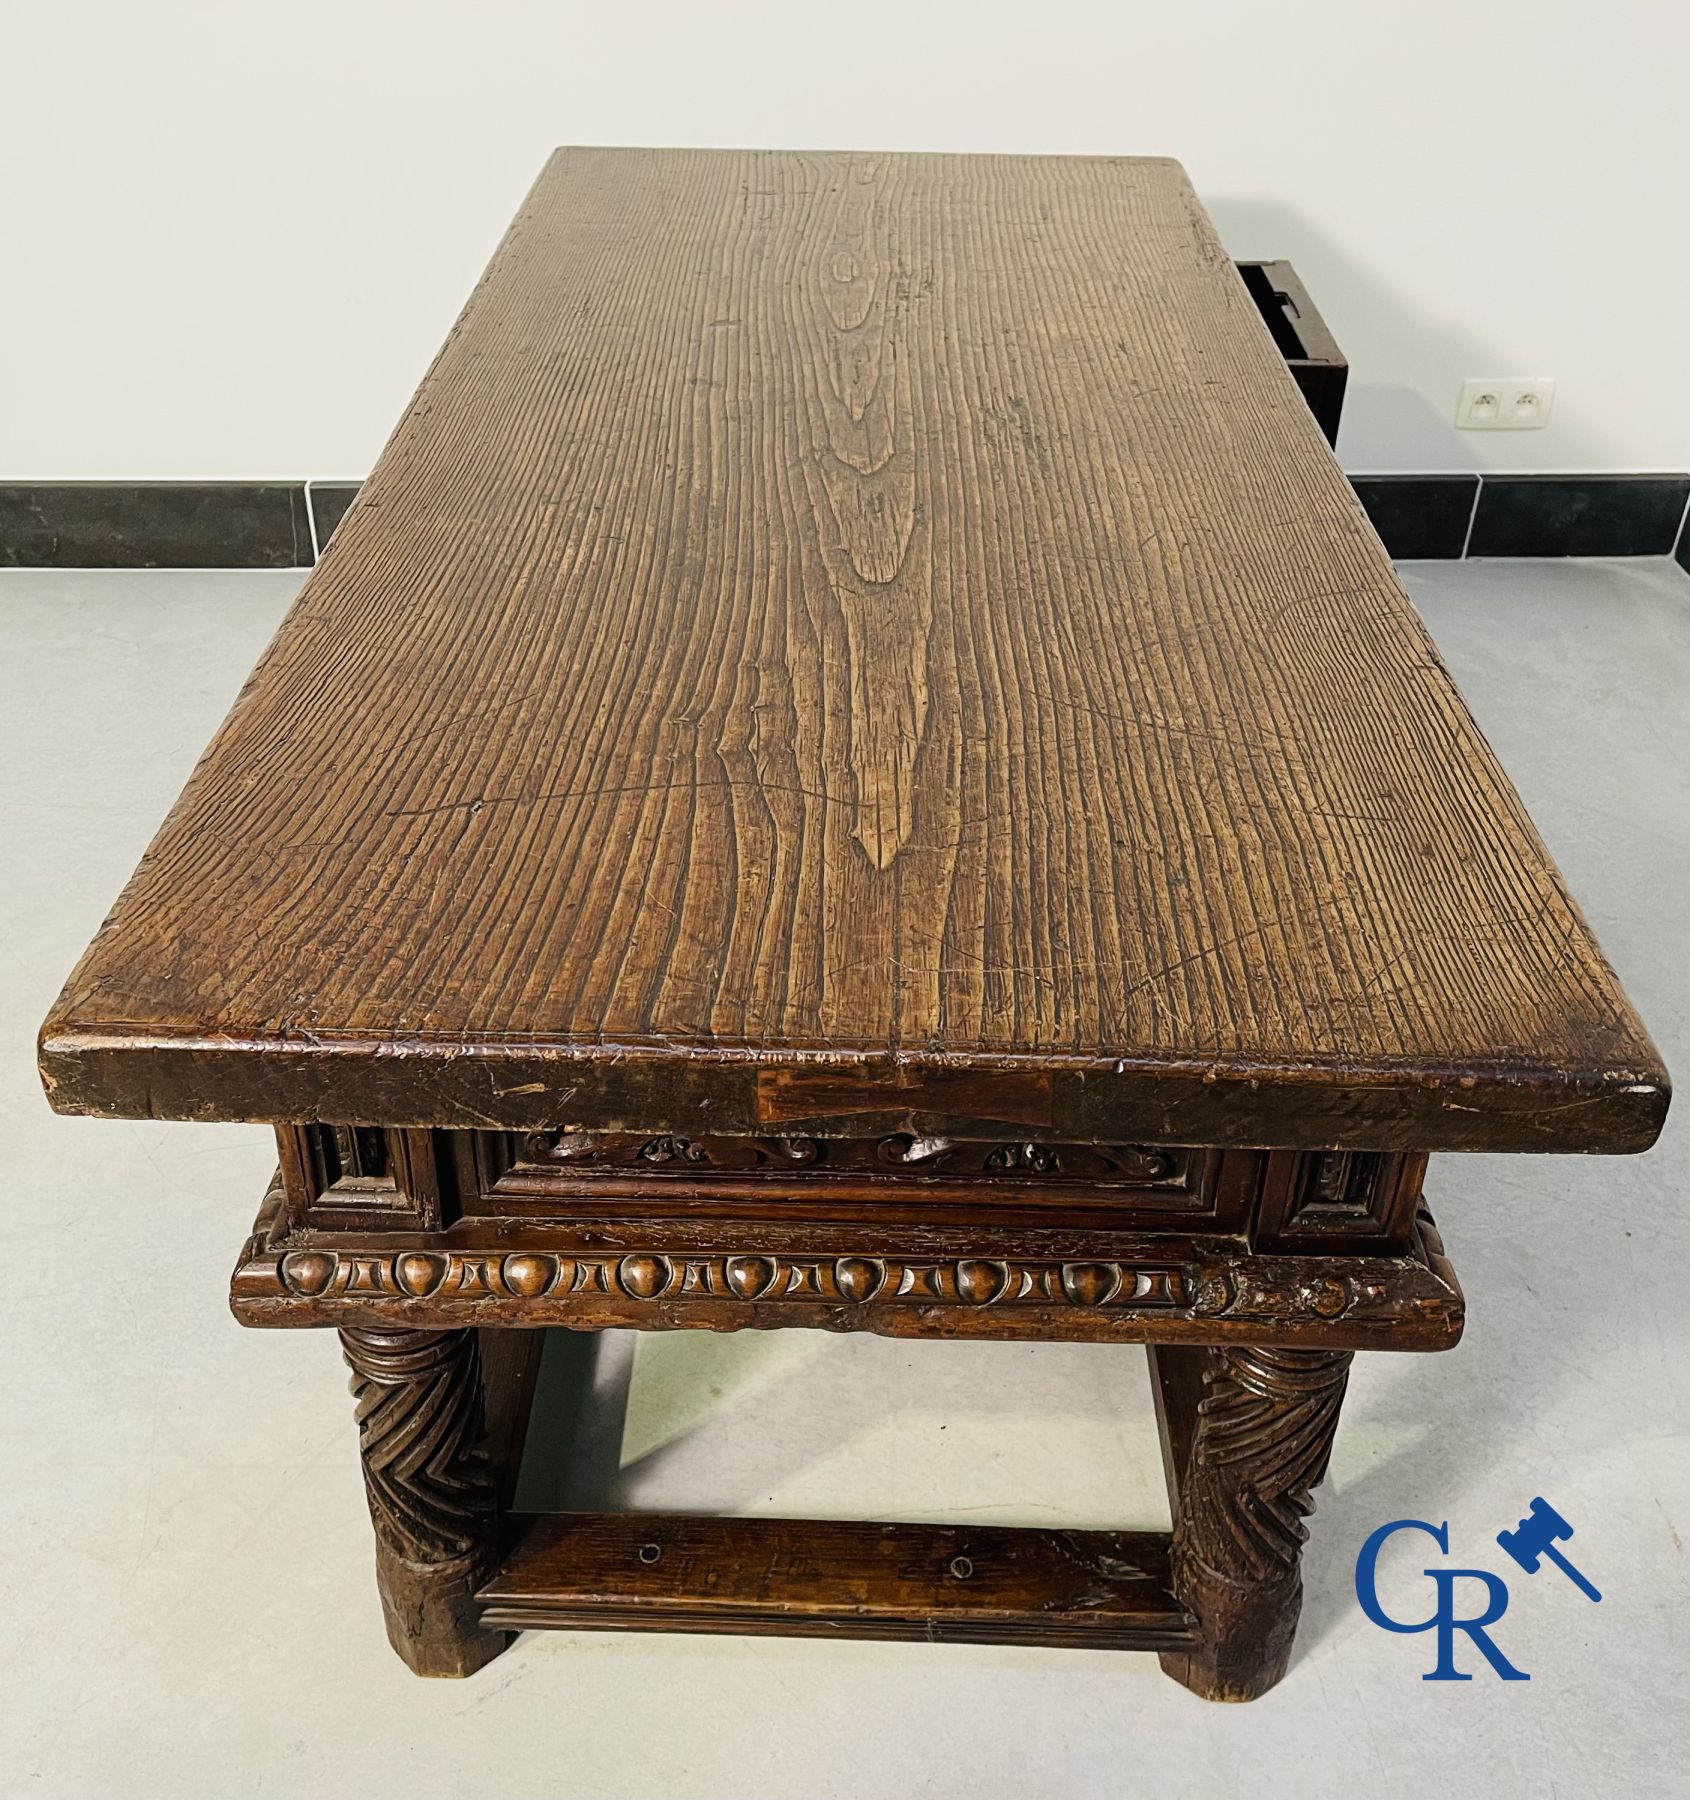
[374,1541,509,1678]
[1156,1570,1301,1703]
[478,1512,1198,1652]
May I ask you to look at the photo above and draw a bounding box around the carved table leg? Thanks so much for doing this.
[1152,1343,1353,1702]
[340,1323,515,1677]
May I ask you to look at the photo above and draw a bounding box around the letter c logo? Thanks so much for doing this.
[1355,1518,1449,1632]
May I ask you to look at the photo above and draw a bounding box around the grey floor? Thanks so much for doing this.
[3,558,1687,1799]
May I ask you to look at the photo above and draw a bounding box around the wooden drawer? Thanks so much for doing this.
[274,1126,1423,1252]
[1236,258,1348,446]
[455,1131,1248,1232]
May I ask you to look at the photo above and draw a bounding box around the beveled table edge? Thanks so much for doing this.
[40,1022,1670,1155]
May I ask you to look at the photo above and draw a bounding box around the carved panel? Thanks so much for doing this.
[315,1126,393,1189]
[1289,1152,1390,1229]
[1251,1150,1423,1252]
[469,1129,1227,1229]
[278,1125,444,1231]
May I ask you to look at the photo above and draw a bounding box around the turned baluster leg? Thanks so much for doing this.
[1151,1343,1354,1702]
[340,1323,532,1677]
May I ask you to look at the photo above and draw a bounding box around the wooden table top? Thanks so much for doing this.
[40,148,1667,1153]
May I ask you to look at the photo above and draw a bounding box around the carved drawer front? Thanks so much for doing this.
[462,1131,1239,1230]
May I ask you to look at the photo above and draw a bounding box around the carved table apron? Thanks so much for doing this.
[224,1129,1462,1693]
[39,149,1668,1701]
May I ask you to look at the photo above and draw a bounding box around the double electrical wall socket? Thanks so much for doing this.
[1457,377,1556,430]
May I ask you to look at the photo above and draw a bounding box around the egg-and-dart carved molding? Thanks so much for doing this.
[231,1208,1461,1347]
[266,1244,1187,1309]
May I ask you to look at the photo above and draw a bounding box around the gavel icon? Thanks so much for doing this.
[1496,1498,1601,1602]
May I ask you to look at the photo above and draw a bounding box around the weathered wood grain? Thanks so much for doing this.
[477,1512,1198,1651]
[38,149,1667,1150]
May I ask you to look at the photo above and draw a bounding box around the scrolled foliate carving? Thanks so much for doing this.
[530,1132,823,1171]
[984,1142,1059,1173]
[519,1130,1186,1185]
[1188,1268,1390,1325]
[881,1136,1181,1181]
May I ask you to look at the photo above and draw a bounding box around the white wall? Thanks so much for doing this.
[4,0,1687,480]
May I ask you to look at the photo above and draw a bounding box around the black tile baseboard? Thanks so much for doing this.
[307,482,362,549]
[0,483,312,569]
[1351,476,1478,560]
[4,475,1689,569]
[1466,475,1690,560]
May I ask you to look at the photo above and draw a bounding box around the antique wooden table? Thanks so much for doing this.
[39,148,1668,1701]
